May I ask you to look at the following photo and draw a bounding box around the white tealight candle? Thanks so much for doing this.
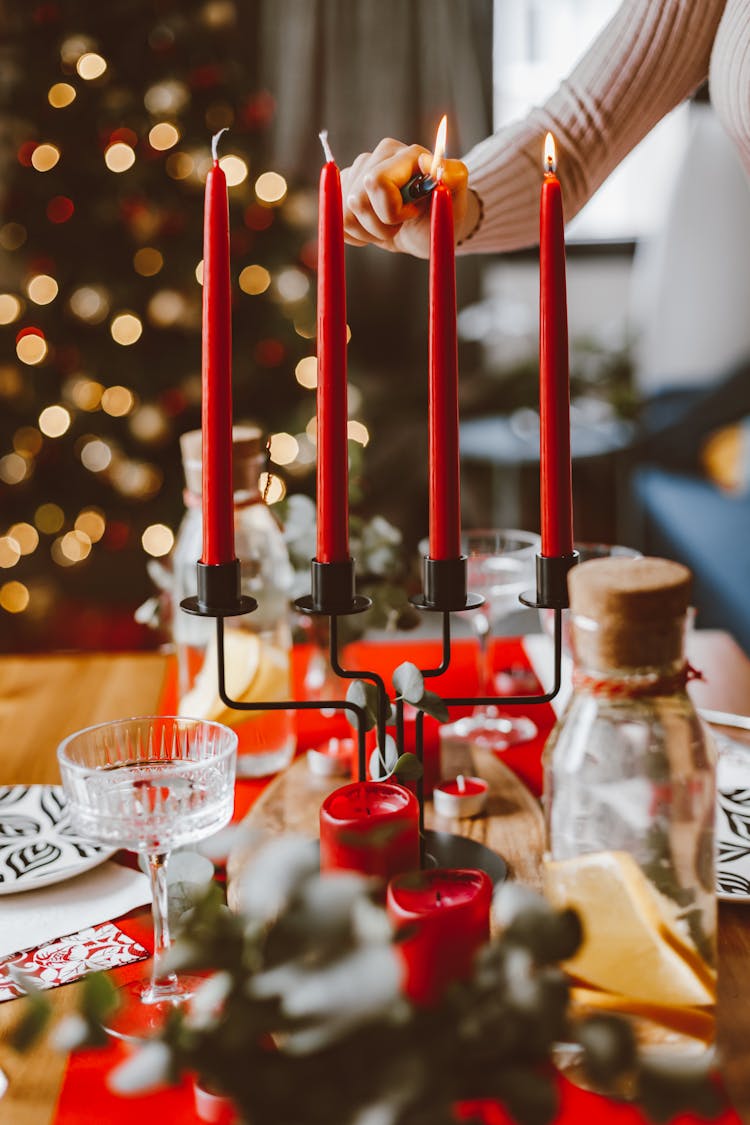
[433,774,489,819]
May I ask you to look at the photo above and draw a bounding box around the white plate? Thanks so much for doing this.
[715,733,750,902]
[0,786,114,895]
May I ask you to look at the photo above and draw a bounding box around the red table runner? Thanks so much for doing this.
[54,639,738,1124]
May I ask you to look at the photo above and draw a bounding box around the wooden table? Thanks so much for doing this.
[0,636,748,1124]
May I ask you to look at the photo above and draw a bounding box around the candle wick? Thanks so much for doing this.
[457,774,466,794]
[212,128,229,163]
[319,129,335,165]
[436,890,442,905]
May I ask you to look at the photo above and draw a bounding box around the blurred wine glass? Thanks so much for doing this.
[456,528,541,749]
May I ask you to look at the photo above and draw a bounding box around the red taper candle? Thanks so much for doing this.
[428,117,462,561]
[387,868,492,1006]
[539,132,573,558]
[201,129,235,566]
[316,131,350,564]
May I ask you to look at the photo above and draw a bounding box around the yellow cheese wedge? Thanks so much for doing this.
[179,629,260,723]
[544,850,715,1009]
[569,987,715,1044]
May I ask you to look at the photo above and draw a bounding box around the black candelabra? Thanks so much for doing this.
[182,550,577,880]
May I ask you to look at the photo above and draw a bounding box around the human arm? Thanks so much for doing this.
[341,0,726,256]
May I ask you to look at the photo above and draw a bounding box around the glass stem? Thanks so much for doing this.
[476,610,494,697]
[145,851,178,1001]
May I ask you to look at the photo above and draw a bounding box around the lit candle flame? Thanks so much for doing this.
[430,115,448,182]
[543,132,556,174]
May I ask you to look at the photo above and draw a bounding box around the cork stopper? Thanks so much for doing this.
[568,557,692,671]
[180,425,265,497]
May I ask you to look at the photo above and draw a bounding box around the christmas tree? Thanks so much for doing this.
[0,0,328,651]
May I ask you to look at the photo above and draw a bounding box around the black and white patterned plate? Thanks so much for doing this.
[0,786,114,895]
[716,735,750,902]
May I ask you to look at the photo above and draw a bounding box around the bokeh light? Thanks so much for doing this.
[39,405,72,438]
[0,454,28,485]
[105,142,135,173]
[269,432,299,466]
[166,152,194,180]
[68,378,103,411]
[275,267,309,303]
[258,472,286,504]
[16,331,47,366]
[144,80,189,116]
[295,356,318,389]
[60,529,92,562]
[80,438,112,472]
[239,264,270,295]
[142,523,174,556]
[69,285,109,323]
[149,122,180,151]
[0,537,21,568]
[0,224,26,251]
[255,171,287,205]
[147,290,185,327]
[13,427,43,457]
[47,196,75,223]
[133,247,164,277]
[8,523,38,555]
[101,385,135,417]
[0,295,22,324]
[75,509,106,542]
[48,82,76,108]
[110,312,142,345]
[27,274,58,305]
[0,581,29,613]
[31,144,60,172]
[35,503,65,534]
[219,155,248,187]
[76,52,107,80]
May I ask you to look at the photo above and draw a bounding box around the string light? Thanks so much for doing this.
[142,523,173,556]
[0,537,21,568]
[75,509,106,542]
[16,331,47,366]
[295,356,318,389]
[101,385,135,417]
[80,438,112,472]
[110,312,142,345]
[269,432,299,466]
[27,274,58,305]
[0,295,22,324]
[0,581,29,613]
[35,503,65,534]
[70,286,109,323]
[148,122,180,151]
[76,52,107,80]
[239,265,270,295]
[38,405,71,437]
[8,523,38,555]
[0,454,28,485]
[48,82,76,108]
[31,144,60,172]
[219,155,248,187]
[105,142,135,172]
[134,248,164,277]
[347,420,370,446]
[255,171,287,205]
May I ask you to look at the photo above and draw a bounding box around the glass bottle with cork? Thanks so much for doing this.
[543,557,716,1066]
[173,425,294,776]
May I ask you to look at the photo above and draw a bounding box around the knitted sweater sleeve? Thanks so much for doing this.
[460,0,727,253]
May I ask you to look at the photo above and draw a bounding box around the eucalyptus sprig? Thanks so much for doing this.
[344,660,450,783]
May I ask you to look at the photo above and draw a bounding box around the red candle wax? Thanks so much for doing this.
[438,777,487,796]
[316,133,350,564]
[387,868,492,1006]
[201,131,235,566]
[319,781,419,879]
[539,133,573,558]
[428,176,462,562]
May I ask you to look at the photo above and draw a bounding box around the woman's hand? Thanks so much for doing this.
[340,138,474,258]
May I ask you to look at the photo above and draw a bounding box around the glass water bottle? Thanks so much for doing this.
[172,427,294,777]
[543,557,716,1063]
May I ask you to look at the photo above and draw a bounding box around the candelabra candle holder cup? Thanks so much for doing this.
[181,546,575,881]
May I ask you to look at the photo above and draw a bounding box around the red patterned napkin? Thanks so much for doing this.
[0,921,148,1002]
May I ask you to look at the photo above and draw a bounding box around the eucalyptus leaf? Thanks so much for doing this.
[392,662,424,706]
[393,753,423,782]
[419,689,450,724]
[344,680,377,732]
[9,991,50,1051]
[368,735,399,780]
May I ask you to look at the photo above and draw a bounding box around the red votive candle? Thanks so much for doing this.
[319,781,419,879]
[387,868,493,1006]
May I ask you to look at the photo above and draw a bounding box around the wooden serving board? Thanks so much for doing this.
[227,743,545,910]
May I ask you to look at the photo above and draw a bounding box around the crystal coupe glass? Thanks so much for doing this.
[57,715,237,1039]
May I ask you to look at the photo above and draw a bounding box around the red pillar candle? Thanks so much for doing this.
[539,132,573,558]
[319,781,419,879]
[201,129,235,566]
[316,131,350,564]
[428,116,462,562]
[387,868,492,1006]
